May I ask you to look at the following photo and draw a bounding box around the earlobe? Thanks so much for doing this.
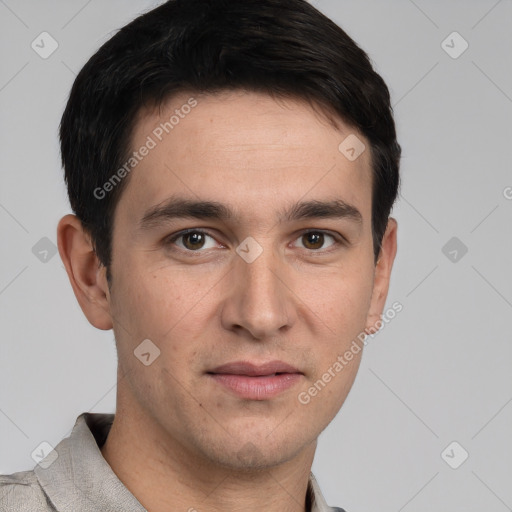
[364,218,398,334]
[57,214,113,330]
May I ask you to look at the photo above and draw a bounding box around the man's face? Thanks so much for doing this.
[104,91,388,469]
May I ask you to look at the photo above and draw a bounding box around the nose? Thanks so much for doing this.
[220,243,297,340]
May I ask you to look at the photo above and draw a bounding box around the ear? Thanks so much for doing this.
[365,218,398,334]
[57,214,113,330]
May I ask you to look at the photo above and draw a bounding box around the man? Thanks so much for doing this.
[0,0,400,510]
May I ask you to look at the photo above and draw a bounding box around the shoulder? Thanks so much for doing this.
[0,471,55,511]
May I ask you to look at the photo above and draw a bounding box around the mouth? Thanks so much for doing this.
[206,360,303,400]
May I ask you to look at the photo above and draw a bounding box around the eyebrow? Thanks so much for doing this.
[138,196,363,231]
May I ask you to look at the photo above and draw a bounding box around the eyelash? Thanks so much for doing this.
[164,228,346,255]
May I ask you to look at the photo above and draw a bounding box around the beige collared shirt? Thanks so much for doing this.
[0,413,345,512]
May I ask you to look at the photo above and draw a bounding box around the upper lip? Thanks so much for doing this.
[208,360,302,377]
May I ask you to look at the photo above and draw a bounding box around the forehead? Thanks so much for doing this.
[117,90,373,228]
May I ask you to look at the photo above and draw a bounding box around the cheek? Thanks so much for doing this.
[111,262,196,337]
[300,264,374,340]
[110,262,218,381]
[110,267,202,398]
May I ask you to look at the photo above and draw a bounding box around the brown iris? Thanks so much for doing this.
[182,232,207,250]
[301,232,324,250]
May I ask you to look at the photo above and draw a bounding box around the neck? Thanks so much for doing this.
[100,388,317,512]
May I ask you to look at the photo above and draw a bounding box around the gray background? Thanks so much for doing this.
[1,0,511,510]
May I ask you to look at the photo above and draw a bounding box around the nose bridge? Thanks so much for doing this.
[223,238,295,338]
[243,245,280,300]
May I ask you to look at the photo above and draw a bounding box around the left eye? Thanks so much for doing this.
[169,230,219,251]
[292,231,337,251]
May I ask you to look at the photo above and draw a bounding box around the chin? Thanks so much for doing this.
[196,429,313,472]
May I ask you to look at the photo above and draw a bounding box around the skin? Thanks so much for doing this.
[57,90,397,512]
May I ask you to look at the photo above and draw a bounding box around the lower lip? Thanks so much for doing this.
[208,373,302,400]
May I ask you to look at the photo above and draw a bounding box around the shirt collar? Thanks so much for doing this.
[35,412,333,512]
